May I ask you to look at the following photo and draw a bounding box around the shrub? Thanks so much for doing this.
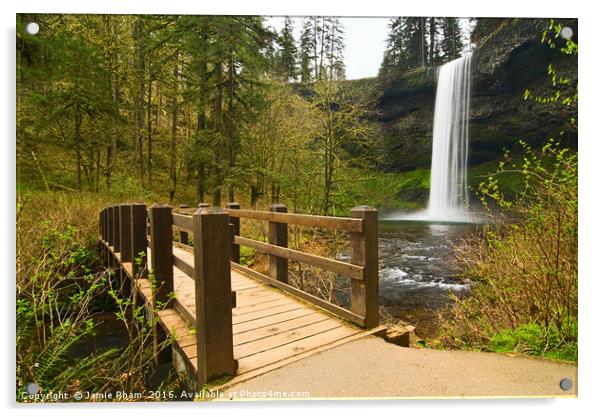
[16,191,178,401]
[440,21,578,362]
[440,140,578,362]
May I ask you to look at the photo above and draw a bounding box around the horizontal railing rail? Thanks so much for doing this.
[176,208,363,232]
[226,208,364,233]
[234,235,364,280]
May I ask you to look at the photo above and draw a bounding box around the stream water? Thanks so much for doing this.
[374,53,478,337]
[376,220,476,338]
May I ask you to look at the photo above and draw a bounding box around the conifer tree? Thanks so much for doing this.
[277,17,298,81]
[299,19,315,83]
[440,17,464,60]
[325,17,346,80]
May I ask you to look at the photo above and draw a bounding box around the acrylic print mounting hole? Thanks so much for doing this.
[561,26,573,40]
[25,22,39,35]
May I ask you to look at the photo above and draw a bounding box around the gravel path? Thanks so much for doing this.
[221,336,577,399]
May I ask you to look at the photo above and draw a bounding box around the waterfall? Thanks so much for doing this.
[426,52,472,222]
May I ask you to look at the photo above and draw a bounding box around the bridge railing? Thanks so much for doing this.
[99,202,379,384]
[174,203,379,328]
[222,204,379,329]
[99,203,237,387]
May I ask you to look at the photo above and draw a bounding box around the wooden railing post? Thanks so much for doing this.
[178,204,189,245]
[112,205,121,253]
[99,210,104,239]
[131,203,148,278]
[104,209,109,241]
[99,209,105,263]
[149,204,174,308]
[107,207,113,246]
[98,209,105,255]
[193,206,236,385]
[269,204,288,283]
[119,205,133,263]
[350,206,379,328]
[107,207,115,267]
[226,202,240,263]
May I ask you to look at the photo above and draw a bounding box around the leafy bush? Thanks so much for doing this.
[16,191,179,401]
[440,20,577,363]
[440,140,577,362]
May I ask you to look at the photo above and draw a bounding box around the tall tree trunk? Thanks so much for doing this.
[95,149,100,192]
[105,146,112,188]
[329,22,335,80]
[105,18,118,189]
[212,61,224,207]
[196,58,208,203]
[75,104,82,191]
[313,17,319,79]
[429,17,436,65]
[196,108,206,202]
[451,19,457,58]
[318,18,326,80]
[226,52,235,203]
[135,17,146,184]
[156,85,161,127]
[169,62,178,203]
[147,79,153,184]
[419,18,425,67]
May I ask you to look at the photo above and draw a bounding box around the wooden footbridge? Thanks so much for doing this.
[98,202,383,389]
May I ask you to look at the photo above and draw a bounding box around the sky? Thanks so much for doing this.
[267,17,473,80]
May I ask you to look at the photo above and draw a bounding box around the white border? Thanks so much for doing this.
[3,1,599,416]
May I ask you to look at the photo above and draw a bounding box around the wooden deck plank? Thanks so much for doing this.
[232,308,318,334]
[235,289,284,304]
[232,303,308,325]
[232,283,263,291]
[234,319,344,359]
[236,326,362,374]
[232,312,328,346]
[232,298,294,316]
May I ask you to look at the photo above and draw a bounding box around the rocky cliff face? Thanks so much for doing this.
[377,18,578,172]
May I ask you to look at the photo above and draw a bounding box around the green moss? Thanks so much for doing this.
[467,160,526,199]
[333,167,430,211]
[487,322,577,363]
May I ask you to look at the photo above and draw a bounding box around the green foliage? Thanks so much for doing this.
[440,139,578,362]
[524,19,578,130]
[467,159,526,201]
[16,197,114,398]
[274,17,298,81]
[336,167,430,211]
[334,160,526,212]
[440,25,577,363]
[239,246,256,267]
[16,192,178,401]
[488,322,577,362]
[439,18,464,61]
[311,79,378,215]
